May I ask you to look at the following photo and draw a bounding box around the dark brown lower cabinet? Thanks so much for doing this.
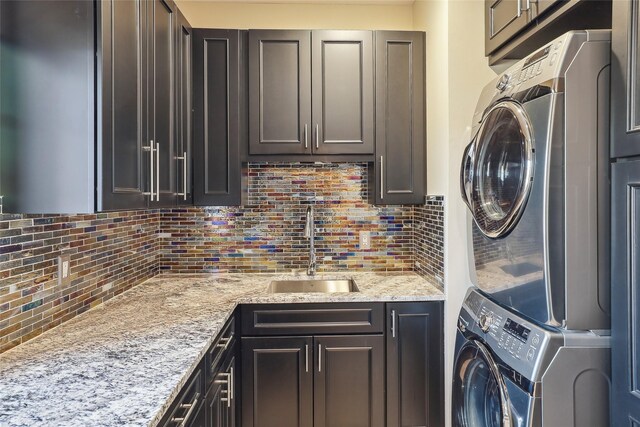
[386,302,444,427]
[314,335,384,427]
[241,335,383,427]
[241,336,313,427]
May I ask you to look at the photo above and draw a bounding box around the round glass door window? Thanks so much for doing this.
[469,101,534,239]
[453,340,511,427]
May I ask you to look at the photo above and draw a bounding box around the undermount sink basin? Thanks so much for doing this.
[267,279,359,293]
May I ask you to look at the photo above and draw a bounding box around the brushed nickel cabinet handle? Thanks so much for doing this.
[380,156,384,200]
[229,366,234,403]
[143,141,155,200]
[155,141,160,201]
[304,124,308,149]
[391,310,396,338]
[318,343,322,373]
[305,344,309,373]
[171,391,200,427]
[315,124,319,149]
[175,152,187,200]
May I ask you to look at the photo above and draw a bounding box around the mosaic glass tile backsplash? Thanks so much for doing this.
[0,211,159,353]
[415,196,445,286]
[0,163,444,354]
[160,163,415,273]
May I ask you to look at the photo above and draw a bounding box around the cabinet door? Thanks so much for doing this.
[314,335,384,427]
[193,29,242,206]
[612,0,640,158]
[374,31,426,205]
[248,30,311,155]
[241,337,313,427]
[311,31,374,155]
[484,0,531,56]
[611,160,640,426]
[175,10,192,206]
[148,0,177,207]
[386,302,443,427]
[98,0,148,211]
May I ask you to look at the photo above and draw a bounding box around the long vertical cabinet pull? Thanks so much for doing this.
[229,366,234,405]
[391,309,396,338]
[217,372,231,408]
[155,141,160,201]
[143,141,156,200]
[304,124,308,149]
[318,344,322,372]
[315,123,319,149]
[305,344,309,372]
[380,156,384,200]
[176,151,187,200]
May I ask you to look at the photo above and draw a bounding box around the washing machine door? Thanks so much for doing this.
[453,339,512,427]
[465,101,534,239]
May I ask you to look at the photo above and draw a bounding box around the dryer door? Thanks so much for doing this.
[468,101,534,239]
[453,340,512,427]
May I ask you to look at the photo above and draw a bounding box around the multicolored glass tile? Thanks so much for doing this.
[0,163,444,354]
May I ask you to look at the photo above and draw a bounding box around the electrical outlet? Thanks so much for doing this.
[58,255,70,287]
[359,231,371,250]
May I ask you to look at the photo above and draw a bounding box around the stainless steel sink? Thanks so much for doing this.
[267,279,359,293]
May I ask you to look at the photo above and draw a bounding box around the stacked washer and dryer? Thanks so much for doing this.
[454,31,612,427]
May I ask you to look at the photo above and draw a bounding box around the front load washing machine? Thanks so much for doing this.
[452,288,610,427]
[460,30,611,330]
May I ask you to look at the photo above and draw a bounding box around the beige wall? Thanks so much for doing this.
[175,1,414,30]
[413,1,496,425]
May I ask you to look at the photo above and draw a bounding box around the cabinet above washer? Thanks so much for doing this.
[485,0,611,65]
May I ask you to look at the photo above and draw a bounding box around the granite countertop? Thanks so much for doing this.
[0,272,443,427]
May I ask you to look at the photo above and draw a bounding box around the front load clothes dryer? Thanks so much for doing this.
[460,30,611,330]
[452,288,610,427]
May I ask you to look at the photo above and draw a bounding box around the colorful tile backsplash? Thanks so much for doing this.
[0,163,444,354]
[0,211,159,353]
[415,196,445,286]
[160,163,415,273]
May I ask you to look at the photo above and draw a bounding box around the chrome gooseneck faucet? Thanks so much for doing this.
[303,205,316,276]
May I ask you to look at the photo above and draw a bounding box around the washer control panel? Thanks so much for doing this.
[459,288,556,383]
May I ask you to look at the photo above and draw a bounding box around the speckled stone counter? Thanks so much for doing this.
[0,272,444,427]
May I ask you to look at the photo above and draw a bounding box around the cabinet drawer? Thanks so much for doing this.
[160,362,204,427]
[241,303,384,336]
[208,316,236,377]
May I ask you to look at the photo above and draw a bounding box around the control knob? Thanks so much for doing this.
[479,313,493,333]
[496,74,510,92]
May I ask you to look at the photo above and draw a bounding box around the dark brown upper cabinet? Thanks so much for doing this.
[311,31,374,156]
[0,0,188,213]
[248,30,374,160]
[373,31,426,205]
[176,10,193,206]
[486,0,611,66]
[148,0,178,208]
[98,0,149,211]
[193,29,243,206]
[248,30,311,156]
[612,0,640,158]
[102,0,181,210]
